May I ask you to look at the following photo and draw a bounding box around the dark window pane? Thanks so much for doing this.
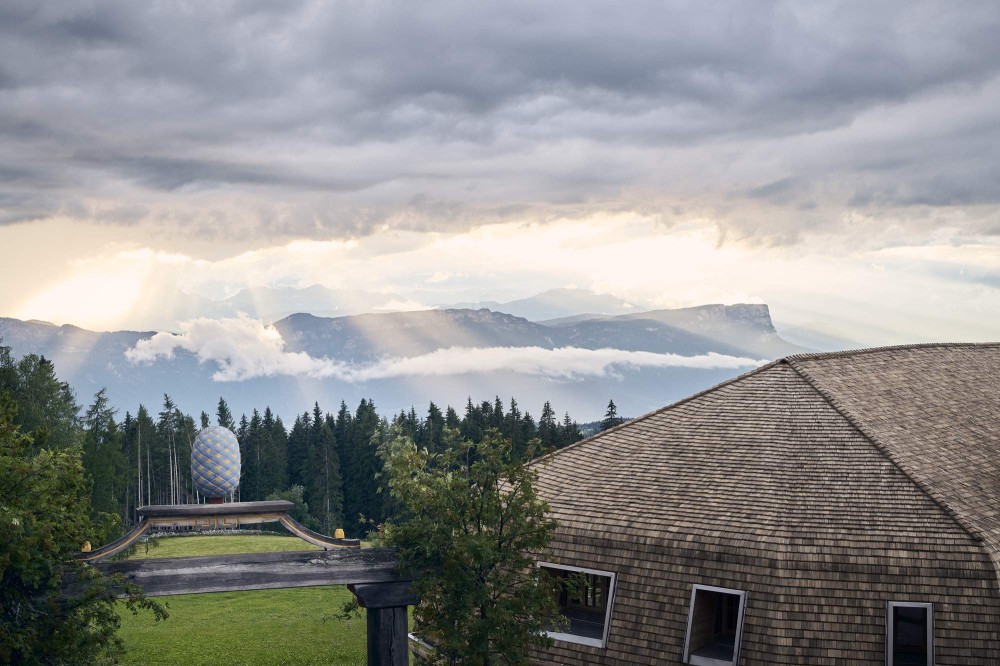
[690,589,742,662]
[541,566,611,641]
[892,606,928,666]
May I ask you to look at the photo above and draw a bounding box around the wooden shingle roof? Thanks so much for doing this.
[531,343,1000,664]
[536,342,1000,548]
[787,343,1000,566]
[534,344,1000,544]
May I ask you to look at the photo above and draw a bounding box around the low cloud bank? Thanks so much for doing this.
[125,316,764,382]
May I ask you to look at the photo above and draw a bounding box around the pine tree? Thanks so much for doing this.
[538,401,557,450]
[558,412,583,448]
[262,408,288,496]
[445,405,461,430]
[6,354,81,449]
[157,395,181,504]
[341,398,382,537]
[462,397,484,443]
[134,405,155,507]
[216,397,236,431]
[315,412,344,533]
[504,398,522,455]
[287,413,309,490]
[600,399,623,432]
[421,402,445,454]
[240,409,264,501]
[82,388,126,528]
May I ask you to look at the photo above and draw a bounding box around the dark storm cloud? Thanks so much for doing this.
[1,0,999,242]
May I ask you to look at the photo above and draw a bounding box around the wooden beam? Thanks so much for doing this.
[349,581,420,609]
[89,548,403,597]
[137,500,295,517]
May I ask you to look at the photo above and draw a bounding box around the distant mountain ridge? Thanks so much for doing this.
[441,288,642,321]
[275,304,800,362]
[0,302,803,423]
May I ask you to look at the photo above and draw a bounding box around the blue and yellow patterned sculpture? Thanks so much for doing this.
[191,426,241,500]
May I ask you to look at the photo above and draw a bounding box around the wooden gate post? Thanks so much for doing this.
[349,581,420,666]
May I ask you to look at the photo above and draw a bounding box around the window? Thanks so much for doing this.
[887,602,933,666]
[538,562,616,648]
[683,585,747,666]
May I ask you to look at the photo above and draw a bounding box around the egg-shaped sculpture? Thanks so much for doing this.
[191,426,241,499]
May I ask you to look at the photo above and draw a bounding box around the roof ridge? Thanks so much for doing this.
[784,357,983,543]
[783,341,1000,363]
[531,359,783,465]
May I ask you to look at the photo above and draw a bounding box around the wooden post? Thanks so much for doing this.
[349,581,420,666]
[367,606,408,666]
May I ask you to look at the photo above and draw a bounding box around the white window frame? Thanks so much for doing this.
[537,561,617,648]
[887,601,933,666]
[683,584,748,666]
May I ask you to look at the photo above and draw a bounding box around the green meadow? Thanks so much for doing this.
[117,535,368,665]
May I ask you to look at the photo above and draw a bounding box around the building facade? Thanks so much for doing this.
[531,344,1000,665]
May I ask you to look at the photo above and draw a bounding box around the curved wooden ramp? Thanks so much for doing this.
[278,514,361,549]
[78,500,359,563]
[77,519,151,563]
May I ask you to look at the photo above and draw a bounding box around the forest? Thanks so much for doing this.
[0,342,587,539]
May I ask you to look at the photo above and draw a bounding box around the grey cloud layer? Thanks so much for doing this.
[2,0,999,241]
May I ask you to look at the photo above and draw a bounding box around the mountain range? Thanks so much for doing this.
[0,296,807,423]
[109,285,658,332]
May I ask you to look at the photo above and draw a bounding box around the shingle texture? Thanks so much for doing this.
[530,343,1000,665]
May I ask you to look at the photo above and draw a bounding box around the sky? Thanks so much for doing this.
[1,0,999,346]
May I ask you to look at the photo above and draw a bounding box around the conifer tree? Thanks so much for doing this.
[558,412,583,448]
[600,399,623,432]
[4,353,81,449]
[240,409,264,501]
[286,413,309,490]
[262,408,288,495]
[421,402,445,454]
[462,397,484,443]
[444,405,461,430]
[157,395,181,504]
[538,401,557,450]
[82,388,126,526]
[215,397,236,431]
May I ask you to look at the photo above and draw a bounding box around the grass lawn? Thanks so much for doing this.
[118,534,368,665]
[128,533,321,559]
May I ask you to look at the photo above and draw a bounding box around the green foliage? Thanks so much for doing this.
[266,484,317,530]
[0,346,81,450]
[83,389,127,529]
[0,393,167,664]
[379,428,561,666]
[339,399,387,538]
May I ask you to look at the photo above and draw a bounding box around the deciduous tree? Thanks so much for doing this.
[379,428,561,666]
[0,394,166,663]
